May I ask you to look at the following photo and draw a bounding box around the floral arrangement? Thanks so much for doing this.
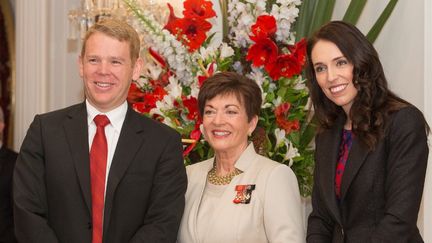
[123,0,315,196]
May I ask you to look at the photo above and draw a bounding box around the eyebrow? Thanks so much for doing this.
[205,104,240,109]
[313,55,346,66]
[85,55,127,61]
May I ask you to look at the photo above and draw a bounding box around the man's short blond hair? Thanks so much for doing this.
[81,19,141,63]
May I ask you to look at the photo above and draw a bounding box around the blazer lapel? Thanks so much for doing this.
[103,107,147,232]
[340,137,370,202]
[317,119,344,225]
[63,103,92,213]
[190,162,212,241]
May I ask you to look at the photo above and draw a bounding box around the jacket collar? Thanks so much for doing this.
[202,143,257,173]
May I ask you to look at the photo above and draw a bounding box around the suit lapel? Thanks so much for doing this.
[63,103,92,213]
[0,147,6,171]
[318,119,343,224]
[340,137,369,202]
[103,107,147,232]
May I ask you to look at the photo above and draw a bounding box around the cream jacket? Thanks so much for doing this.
[178,144,305,243]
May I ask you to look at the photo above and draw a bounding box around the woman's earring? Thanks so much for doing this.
[200,124,206,140]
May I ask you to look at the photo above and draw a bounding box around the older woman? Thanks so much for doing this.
[178,72,305,243]
[306,21,429,243]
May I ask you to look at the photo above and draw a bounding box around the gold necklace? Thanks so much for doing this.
[207,165,243,185]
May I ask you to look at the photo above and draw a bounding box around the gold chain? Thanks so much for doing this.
[207,166,243,185]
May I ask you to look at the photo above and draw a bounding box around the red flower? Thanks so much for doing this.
[275,102,290,117]
[198,62,215,87]
[127,83,146,103]
[152,85,168,100]
[182,96,199,120]
[288,38,307,67]
[183,0,216,19]
[183,122,202,157]
[266,54,301,80]
[166,17,212,52]
[130,86,167,114]
[148,47,167,68]
[164,3,180,34]
[246,38,278,67]
[274,102,300,134]
[132,102,147,113]
[250,15,277,41]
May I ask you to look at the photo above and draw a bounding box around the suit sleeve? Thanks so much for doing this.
[371,107,429,242]
[264,164,306,243]
[13,115,59,243]
[129,131,187,243]
[307,135,335,243]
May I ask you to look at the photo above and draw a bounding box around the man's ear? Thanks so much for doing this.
[132,57,144,81]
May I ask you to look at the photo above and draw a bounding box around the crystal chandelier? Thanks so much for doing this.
[67,0,170,41]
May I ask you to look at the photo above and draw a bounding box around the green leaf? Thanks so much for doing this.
[202,32,216,47]
[322,0,336,24]
[294,0,314,40]
[308,0,336,35]
[342,0,367,25]
[299,122,316,148]
[366,0,398,43]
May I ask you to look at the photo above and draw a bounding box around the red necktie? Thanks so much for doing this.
[90,114,110,243]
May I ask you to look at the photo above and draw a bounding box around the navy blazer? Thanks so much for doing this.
[13,103,187,243]
[307,106,428,243]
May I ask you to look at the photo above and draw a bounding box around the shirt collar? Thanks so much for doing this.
[86,100,128,131]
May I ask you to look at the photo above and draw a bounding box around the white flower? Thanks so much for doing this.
[284,140,300,166]
[274,128,286,147]
[199,43,218,60]
[219,43,234,59]
[273,97,282,107]
[233,61,243,73]
[166,76,182,98]
[247,67,266,87]
[294,76,306,90]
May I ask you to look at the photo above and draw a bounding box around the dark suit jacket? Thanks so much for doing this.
[307,106,428,243]
[13,103,187,243]
[0,146,18,243]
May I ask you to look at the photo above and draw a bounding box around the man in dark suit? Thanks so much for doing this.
[13,19,187,243]
[0,107,18,243]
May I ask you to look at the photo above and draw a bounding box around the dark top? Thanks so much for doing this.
[307,106,428,243]
[0,146,18,243]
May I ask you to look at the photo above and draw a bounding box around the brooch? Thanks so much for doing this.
[233,184,256,204]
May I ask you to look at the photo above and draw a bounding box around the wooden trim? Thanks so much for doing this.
[0,0,15,147]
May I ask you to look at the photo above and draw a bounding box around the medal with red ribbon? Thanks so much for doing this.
[233,184,256,204]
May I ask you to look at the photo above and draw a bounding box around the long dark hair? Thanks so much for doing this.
[305,21,429,150]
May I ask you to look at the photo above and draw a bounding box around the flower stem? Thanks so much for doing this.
[219,0,228,42]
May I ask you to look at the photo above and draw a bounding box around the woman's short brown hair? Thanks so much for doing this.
[198,72,262,122]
